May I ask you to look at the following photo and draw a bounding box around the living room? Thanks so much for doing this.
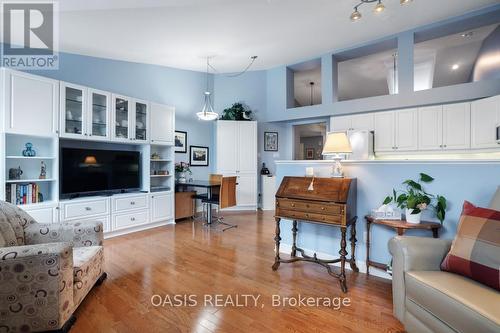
[0,1,499,332]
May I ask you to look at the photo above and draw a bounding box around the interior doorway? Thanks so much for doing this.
[293,122,327,160]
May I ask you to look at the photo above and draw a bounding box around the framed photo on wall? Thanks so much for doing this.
[175,131,187,153]
[306,148,315,160]
[189,146,209,167]
[264,132,278,151]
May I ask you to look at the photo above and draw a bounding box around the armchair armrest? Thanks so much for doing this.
[388,236,452,321]
[25,220,104,248]
[0,242,74,331]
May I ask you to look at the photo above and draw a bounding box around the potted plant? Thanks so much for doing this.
[383,173,447,224]
[220,103,253,121]
[175,162,192,183]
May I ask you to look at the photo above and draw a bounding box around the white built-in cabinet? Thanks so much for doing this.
[330,113,374,132]
[216,121,257,209]
[418,103,470,151]
[150,103,175,145]
[373,109,418,152]
[2,69,59,136]
[112,95,150,143]
[150,192,174,222]
[471,95,500,149]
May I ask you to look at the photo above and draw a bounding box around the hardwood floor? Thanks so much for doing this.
[73,211,404,333]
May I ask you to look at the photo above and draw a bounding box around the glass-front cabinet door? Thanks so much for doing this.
[60,82,87,138]
[88,89,110,140]
[113,95,131,141]
[134,100,149,142]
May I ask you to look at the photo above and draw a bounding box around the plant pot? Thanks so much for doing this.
[177,172,187,184]
[405,208,421,224]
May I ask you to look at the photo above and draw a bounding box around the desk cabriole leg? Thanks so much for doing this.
[272,217,282,270]
[339,226,348,293]
[291,220,298,257]
[432,228,439,238]
[366,220,371,275]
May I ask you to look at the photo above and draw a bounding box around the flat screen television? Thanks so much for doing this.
[60,147,141,198]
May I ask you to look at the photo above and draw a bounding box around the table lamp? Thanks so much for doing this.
[322,132,352,178]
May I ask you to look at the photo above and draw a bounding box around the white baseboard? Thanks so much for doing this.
[104,219,175,239]
[279,243,391,280]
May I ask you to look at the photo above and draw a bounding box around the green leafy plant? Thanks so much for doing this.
[175,162,192,174]
[383,173,447,224]
[220,103,253,121]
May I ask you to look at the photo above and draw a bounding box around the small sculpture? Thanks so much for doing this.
[9,167,23,180]
[39,161,47,179]
[22,143,36,157]
[151,152,161,160]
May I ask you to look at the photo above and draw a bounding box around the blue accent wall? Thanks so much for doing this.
[275,161,500,268]
[18,50,216,180]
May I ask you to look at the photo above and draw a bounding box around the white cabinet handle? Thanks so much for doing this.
[85,207,92,211]
[131,217,136,221]
[130,201,135,205]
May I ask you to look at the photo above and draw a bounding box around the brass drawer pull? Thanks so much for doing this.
[321,207,325,210]
[291,203,296,207]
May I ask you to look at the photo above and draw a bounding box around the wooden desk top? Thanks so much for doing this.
[364,215,442,230]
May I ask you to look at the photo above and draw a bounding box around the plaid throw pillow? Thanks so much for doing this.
[441,201,500,291]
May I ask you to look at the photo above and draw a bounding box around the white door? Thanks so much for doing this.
[418,106,442,150]
[133,99,149,143]
[471,96,499,149]
[150,192,173,222]
[87,89,111,141]
[112,95,132,142]
[373,111,395,152]
[60,82,87,139]
[236,174,257,207]
[237,122,257,173]
[216,121,238,173]
[150,103,174,145]
[3,70,59,136]
[395,108,418,151]
[351,113,374,131]
[443,102,471,150]
[330,115,351,132]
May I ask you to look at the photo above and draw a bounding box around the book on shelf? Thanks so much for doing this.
[6,183,43,205]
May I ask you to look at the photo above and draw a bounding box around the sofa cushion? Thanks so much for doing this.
[406,271,500,333]
[73,246,104,308]
[490,186,500,211]
[0,220,18,247]
[0,201,38,246]
[441,201,500,290]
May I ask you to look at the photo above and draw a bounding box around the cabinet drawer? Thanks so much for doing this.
[113,210,149,231]
[277,209,342,225]
[113,195,148,212]
[60,198,110,221]
[277,199,342,215]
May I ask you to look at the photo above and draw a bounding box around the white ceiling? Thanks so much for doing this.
[7,0,500,72]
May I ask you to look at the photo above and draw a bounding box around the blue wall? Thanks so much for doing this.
[276,161,500,270]
[20,50,215,180]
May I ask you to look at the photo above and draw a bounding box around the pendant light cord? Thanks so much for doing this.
[207,56,258,78]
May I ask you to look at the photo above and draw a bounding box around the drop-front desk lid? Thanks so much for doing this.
[275,176,355,203]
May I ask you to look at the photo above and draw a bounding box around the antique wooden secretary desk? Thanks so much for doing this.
[273,176,358,292]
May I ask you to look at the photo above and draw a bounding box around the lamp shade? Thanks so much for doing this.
[322,132,352,155]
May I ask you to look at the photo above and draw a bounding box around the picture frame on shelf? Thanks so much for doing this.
[189,146,209,167]
[175,131,187,153]
[264,132,278,151]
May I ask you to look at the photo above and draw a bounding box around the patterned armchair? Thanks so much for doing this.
[0,201,106,333]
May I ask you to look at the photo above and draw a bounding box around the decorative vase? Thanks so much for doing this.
[177,172,187,184]
[405,208,421,224]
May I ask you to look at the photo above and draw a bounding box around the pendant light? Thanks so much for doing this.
[350,0,414,22]
[196,57,218,121]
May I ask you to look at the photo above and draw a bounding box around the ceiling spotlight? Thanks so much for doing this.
[400,0,412,4]
[350,7,362,21]
[452,64,460,70]
[461,31,474,38]
[374,1,385,13]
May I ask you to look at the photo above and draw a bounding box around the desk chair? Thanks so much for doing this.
[193,174,222,220]
[202,176,237,231]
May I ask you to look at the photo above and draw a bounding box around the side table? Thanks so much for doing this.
[364,215,442,275]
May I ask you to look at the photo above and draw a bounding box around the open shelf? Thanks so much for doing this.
[150,159,172,162]
[6,156,56,160]
[6,178,56,183]
[150,174,172,178]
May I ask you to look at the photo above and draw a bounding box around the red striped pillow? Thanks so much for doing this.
[441,201,500,291]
